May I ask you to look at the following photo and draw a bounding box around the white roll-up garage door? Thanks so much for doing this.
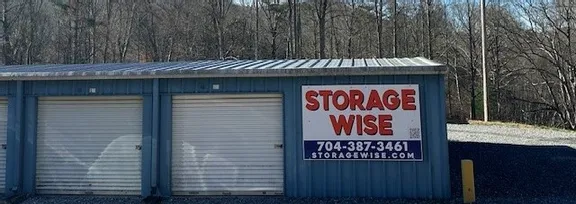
[36,96,143,195]
[0,99,7,192]
[172,94,284,195]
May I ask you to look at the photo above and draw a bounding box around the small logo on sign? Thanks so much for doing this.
[410,128,421,139]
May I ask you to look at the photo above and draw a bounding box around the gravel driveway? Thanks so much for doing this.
[448,123,576,204]
[448,123,576,148]
[11,123,576,204]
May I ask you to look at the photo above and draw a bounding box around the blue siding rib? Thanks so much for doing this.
[5,96,17,196]
[11,82,24,195]
[6,82,28,196]
[158,94,172,196]
[282,77,297,197]
[151,79,160,193]
[414,74,428,197]
[0,81,11,96]
[437,75,451,198]
[142,95,153,197]
[22,96,37,194]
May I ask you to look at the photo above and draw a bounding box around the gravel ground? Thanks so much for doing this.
[11,124,576,204]
[162,197,458,204]
[161,196,576,204]
[448,123,576,148]
[447,123,576,204]
[15,196,576,204]
[18,195,142,204]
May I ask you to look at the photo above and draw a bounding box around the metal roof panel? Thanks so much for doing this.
[0,57,446,80]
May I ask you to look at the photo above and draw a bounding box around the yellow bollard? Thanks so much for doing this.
[461,159,476,203]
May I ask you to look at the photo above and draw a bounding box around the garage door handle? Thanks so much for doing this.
[1,144,5,149]
[274,144,283,149]
[135,145,142,150]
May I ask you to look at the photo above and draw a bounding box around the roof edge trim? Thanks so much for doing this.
[0,66,447,81]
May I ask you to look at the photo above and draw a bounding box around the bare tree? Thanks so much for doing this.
[503,1,576,129]
[464,0,479,120]
[375,0,383,57]
[312,0,331,59]
[261,0,286,59]
[1,0,19,65]
[102,0,111,62]
[426,0,432,59]
[254,0,259,59]
[206,0,233,59]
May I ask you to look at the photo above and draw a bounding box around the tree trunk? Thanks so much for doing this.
[313,19,318,58]
[347,0,354,58]
[287,0,293,58]
[71,0,78,64]
[272,30,277,58]
[329,15,335,58]
[467,0,477,120]
[25,0,34,64]
[376,0,383,58]
[393,0,397,57]
[426,0,432,59]
[215,17,223,59]
[89,0,96,64]
[254,0,259,60]
[319,15,326,59]
[420,0,425,56]
[211,0,229,59]
[295,0,301,58]
[316,0,328,59]
[167,37,173,62]
[493,0,502,118]
[104,0,111,63]
[121,1,137,62]
[1,0,13,65]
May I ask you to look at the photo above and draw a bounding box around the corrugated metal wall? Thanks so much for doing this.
[0,99,7,192]
[10,80,154,197]
[158,75,450,198]
[2,75,449,198]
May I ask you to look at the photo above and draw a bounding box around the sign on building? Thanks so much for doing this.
[302,85,423,161]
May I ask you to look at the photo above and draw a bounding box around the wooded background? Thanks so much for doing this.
[1,0,575,130]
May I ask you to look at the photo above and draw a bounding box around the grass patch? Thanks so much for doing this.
[468,120,575,133]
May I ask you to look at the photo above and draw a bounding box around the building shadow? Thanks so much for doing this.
[449,141,576,198]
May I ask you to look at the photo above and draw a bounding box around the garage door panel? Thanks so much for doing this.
[173,131,282,135]
[173,147,284,151]
[36,146,140,151]
[36,186,139,192]
[172,186,284,192]
[37,163,140,169]
[173,139,281,143]
[0,100,6,192]
[171,171,284,176]
[172,94,284,195]
[39,121,142,127]
[173,174,283,178]
[171,120,281,124]
[174,184,284,188]
[36,96,142,195]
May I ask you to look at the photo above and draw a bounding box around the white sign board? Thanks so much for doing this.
[302,84,423,161]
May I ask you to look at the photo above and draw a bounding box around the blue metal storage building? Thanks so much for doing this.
[0,57,450,199]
